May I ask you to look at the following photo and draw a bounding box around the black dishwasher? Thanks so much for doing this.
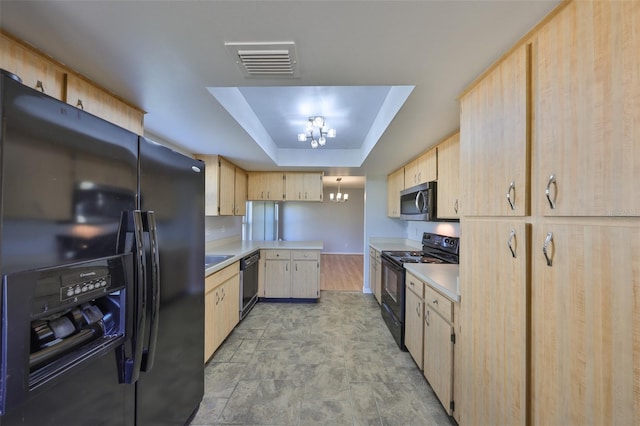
[239,251,260,320]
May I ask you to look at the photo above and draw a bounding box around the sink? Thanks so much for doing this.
[204,254,234,269]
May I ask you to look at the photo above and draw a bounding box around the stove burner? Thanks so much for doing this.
[420,257,444,264]
[396,255,444,264]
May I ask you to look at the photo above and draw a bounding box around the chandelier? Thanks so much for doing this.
[297,116,336,149]
[330,177,349,202]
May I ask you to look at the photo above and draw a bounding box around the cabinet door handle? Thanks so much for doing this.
[35,80,45,93]
[261,191,264,199]
[454,199,459,214]
[286,264,288,272]
[432,299,438,305]
[543,232,554,267]
[76,99,84,110]
[267,191,271,199]
[416,302,421,317]
[295,264,298,271]
[506,181,516,210]
[425,309,430,326]
[508,228,517,258]
[545,174,557,209]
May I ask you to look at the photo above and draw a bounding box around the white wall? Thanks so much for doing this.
[281,187,365,254]
[363,175,406,292]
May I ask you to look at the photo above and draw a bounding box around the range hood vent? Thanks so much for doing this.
[225,41,298,77]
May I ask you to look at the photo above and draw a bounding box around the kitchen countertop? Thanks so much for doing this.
[368,238,421,253]
[404,263,460,303]
[205,240,323,276]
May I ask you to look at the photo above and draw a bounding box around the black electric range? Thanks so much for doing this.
[380,232,459,349]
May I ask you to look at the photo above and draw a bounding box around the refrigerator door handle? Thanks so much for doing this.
[116,210,148,384]
[141,211,160,372]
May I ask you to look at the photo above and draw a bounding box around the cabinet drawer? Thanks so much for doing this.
[205,261,239,293]
[425,285,453,323]
[405,272,424,298]
[369,247,381,261]
[292,250,319,260]
[264,250,291,260]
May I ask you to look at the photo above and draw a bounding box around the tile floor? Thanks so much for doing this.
[191,291,456,426]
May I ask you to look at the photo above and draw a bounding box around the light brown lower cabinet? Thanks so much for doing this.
[404,272,424,369]
[531,221,640,425]
[262,249,320,299]
[423,285,454,416]
[369,248,382,304]
[291,250,320,298]
[204,262,240,362]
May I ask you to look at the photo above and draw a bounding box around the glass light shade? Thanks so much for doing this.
[311,139,319,149]
[298,133,308,142]
[306,121,314,132]
[330,193,335,200]
[343,193,349,201]
[318,136,326,146]
[337,192,342,200]
[313,116,324,127]
[327,128,337,138]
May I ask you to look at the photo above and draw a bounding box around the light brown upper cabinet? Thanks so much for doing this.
[460,44,530,217]
[1,31,144,135]
[386,168,404,218]
[196,155,247,216]
[404,148,437,189]
[285,172,323,202]
[234,167,247,216]
[65,75,144,135]
[534,0,640,217]
[0,32,65,100]
[247,172,285,201]
[436,132,460,219]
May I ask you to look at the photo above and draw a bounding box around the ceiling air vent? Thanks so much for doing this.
[225,41,298,77]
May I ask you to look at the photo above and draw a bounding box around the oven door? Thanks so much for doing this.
[380,256,405,322]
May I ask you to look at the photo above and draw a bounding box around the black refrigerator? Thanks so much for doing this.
[0,70,204,425]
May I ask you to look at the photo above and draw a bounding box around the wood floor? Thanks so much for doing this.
[320,254,363,291]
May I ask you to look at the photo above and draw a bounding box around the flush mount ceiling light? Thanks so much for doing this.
[297,116,336,149]
[329,177,349,202]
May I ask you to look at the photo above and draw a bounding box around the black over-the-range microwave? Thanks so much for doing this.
[399,181,436,221]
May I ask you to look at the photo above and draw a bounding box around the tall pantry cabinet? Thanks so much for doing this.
[531,1,640,424]
[458,1,640,425]
[458,42,531,426]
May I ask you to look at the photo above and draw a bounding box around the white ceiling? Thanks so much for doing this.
[0,0,560,182]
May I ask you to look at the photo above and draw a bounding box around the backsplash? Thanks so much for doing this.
[205,216,242,242]
[405,220,460,241]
